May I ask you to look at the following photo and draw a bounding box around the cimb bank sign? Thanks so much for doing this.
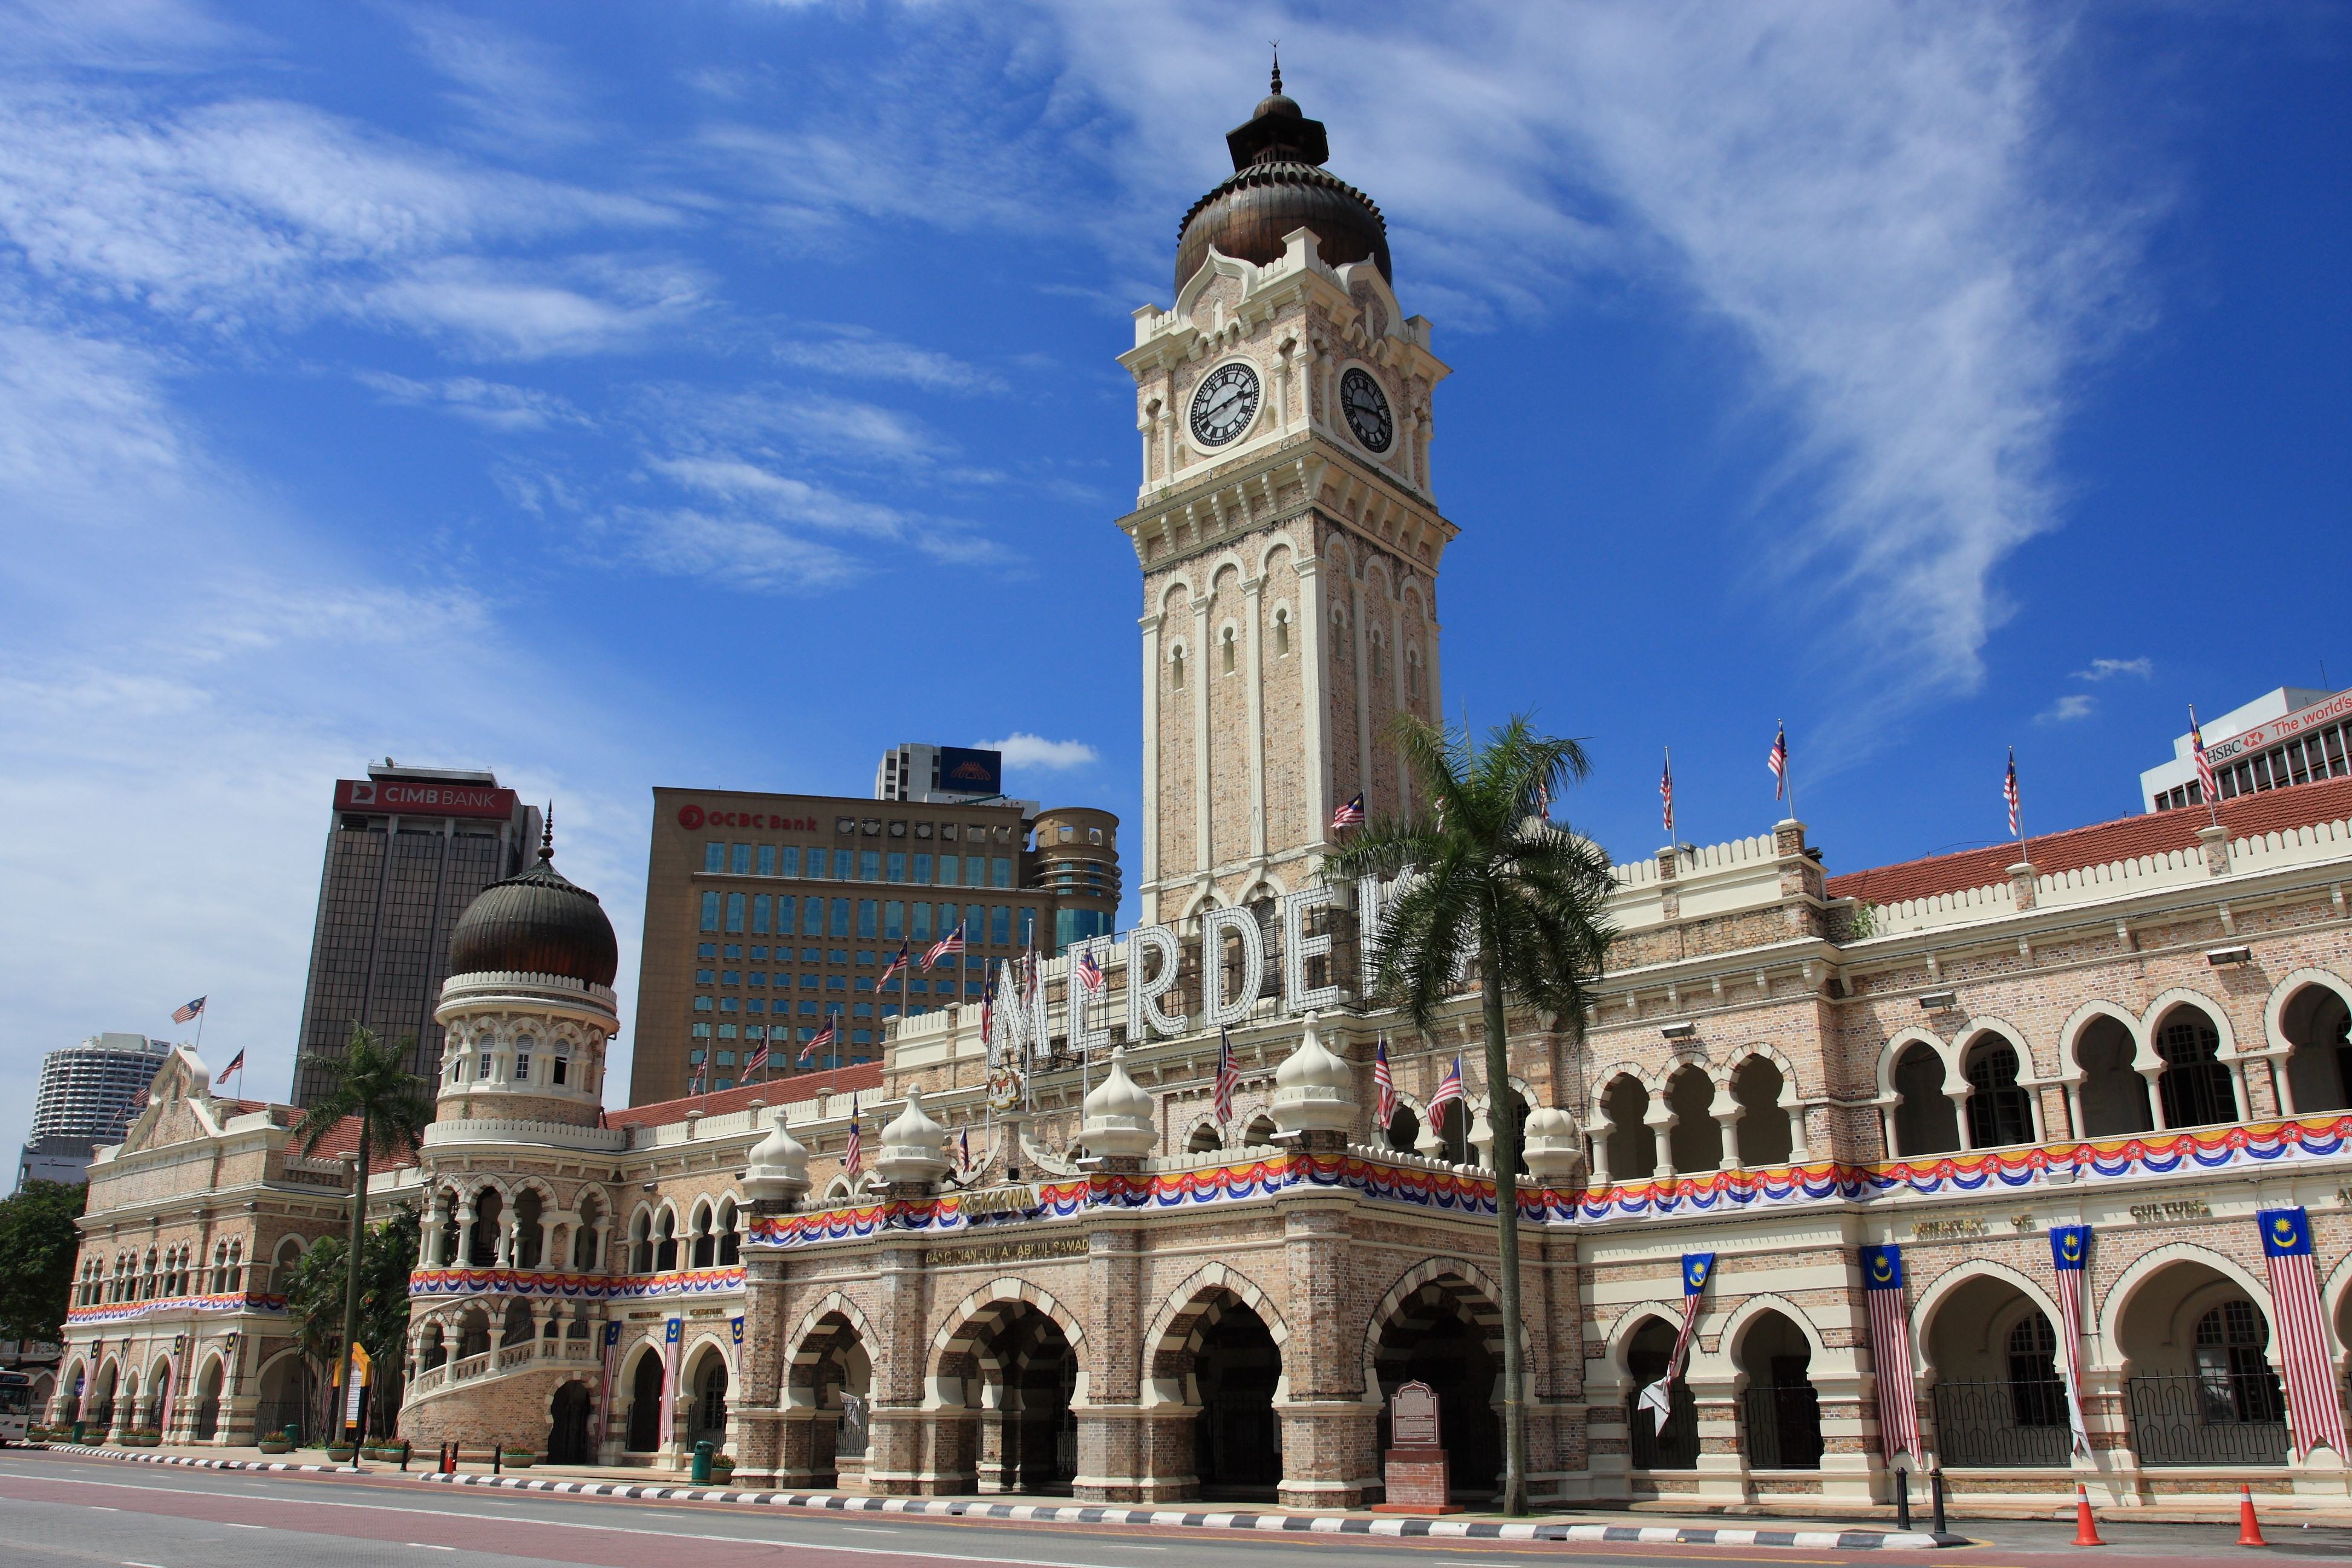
[988,878,1405,1060]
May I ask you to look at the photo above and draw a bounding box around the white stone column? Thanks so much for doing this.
[1138,609,1163,909]
[1191,595,1213,884]
[1645,1099,1677,1182]
[1243,574,1267,862]
[1296,555,1332,854]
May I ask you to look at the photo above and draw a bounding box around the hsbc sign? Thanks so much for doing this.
[676,804,822,832]
[2208,688,2352,765]
[335,779,517,820]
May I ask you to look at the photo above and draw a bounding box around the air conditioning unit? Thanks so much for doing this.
[1919,990,1959,1012]
[2205,945,2253,967]
[1661,1021,1698,1041]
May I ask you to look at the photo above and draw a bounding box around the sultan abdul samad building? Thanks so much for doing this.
[55,77,2352,1515]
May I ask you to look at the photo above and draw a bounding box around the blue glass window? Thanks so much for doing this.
[913,854,932,884]
[859,850,880,881]
[725,892,745,933]
[990,905,1010,945]
[937,855,959,886]
[991,857,1012,888]
[887,852,906,883]
[829,898,851,938]
[697,943,716,958]
[776,896,795,934]
[695,969,714,984]
[733,844,752,875]
[779,846,801,877]
[911,902,932,942]
[806,848,828,878]
[752,894,770,934]
[700,891,719,932]
[759,844,777,876]
[857,899,877,938]
[704,841,724,873]
[694,996,713,1012]
[804,899,825,936]
[884,901,904,939]
[966,855,985,886]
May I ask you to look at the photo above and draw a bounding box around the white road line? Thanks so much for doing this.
[122,1561,171,1567]
[1103,1548,1168,1553]
[843,1527,903,1534]
[407,1544,455,1551]
[221,1522,267,1529]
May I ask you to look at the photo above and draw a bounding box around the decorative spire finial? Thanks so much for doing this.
[1270,41,1282,96]
[541,802,555,860]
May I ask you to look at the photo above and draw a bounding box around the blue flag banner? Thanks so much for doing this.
[2049,1225,2090,1272]
[2258,1207,2313,1257]
[731,1316,745,1346]
[1682,1253,1716,1295]
[601,1321,620,1348]
[665,1318,682,1344]
[1860,1243,1904,1290]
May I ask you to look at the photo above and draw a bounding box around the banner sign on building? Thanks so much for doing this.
[2206,689,2352,765]
[936,747,1004,797]
[335,779,517,820]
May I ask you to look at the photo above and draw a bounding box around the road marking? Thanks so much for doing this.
[1102,1548,1167,1553]
[407,1544,455,1552]
[122,1561,171,1567]
[221,1522,267,1529]
[843,1526,903,1534]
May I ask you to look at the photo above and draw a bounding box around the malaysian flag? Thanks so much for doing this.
[2004,747,2022,837]
[877,940,910,989]
[923,923,965,970]
[2189,705,2219,804]
[1768,724,1789,801]
[1331,793,1365,829]
[1661,750,1674,836]
[2048,1226,2093,1455]
[800,1013,837,1068]
[745,1039,769,1076]
[1636,1254,1714,1439]
[2258,1207,2350,1459]
[1214,1028,1240,1127]
[1426,1054,1466,1123]
[1373,1037,1396,1131]
[1860,1244,1922,1463]
[593,1322,622,1444]
[843,1097,862,1176]
[1075,946,1105,996]
[688,1063,708,1097]
[979,970,996,1043]
[172,996,206,1025]
[219,1048,246,1084]
[959,1126,970,1171]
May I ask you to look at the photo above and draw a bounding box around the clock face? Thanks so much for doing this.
[1341,367,1393,454]
[1189,361,1261,448]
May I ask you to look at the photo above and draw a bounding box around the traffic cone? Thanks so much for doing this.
[2235,1484,2267,1547]
[2071,1483,2106,1547]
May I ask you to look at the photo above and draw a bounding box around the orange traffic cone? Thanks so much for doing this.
[2235,1484,2267,1547]
[2071,1483,2106,1547]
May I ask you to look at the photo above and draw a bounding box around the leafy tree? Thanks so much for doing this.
[283,1205,422,1437]
[1325,713,1618,1516]
[292,1024,432,1443]
[0,1180,87,1344]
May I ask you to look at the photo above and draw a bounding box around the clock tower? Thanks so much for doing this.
[1118,69,1455,923]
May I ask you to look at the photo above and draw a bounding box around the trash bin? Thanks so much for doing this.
[691,1440,713,1484]
[71,1421,86,1444]
[284,1425,300,1449]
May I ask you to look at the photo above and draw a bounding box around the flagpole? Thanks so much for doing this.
[2011,746,2029,864]
[1779,719,1797,822]
[2191,703,2222,828]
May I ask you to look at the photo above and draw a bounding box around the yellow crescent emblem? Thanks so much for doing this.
[2060,1233,2082,1261]
[1871,1256,1893,1282]
[2272,1215,2298,1242]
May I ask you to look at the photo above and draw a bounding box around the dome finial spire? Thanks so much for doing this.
[1269,41,1281,96]
[541,802,555,861]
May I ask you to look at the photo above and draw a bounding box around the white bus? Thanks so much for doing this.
[0,1370,32,1444]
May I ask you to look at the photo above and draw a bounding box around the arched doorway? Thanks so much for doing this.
[2116,1259,2287,1465]
[468,1189,503,1267]
[1383,1104,1420,1154]
[624,1348,665,1453]
[547,1380,595,1465]
[1665,1067,1717,1174]
[938,1300,1080,1495]
[2281,983,2352,1113]
[1622,1317,1696,1471]
[1921,1273,2069,1468]
[1191,1301,1281,1499]
[86,1361,119,1431]
[255,1353,312,1442]
[1600,1077,1652,1178]
[192,1356,225,1442]
[2076,1015,2153,1136]
[1426,1099,1471,1165]
[791,1311,870,1486]
[688,1347,730,1450]
[1372,1276,1502,1500]
[1733,1310,1821,1471]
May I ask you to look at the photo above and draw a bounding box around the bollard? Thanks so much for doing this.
[400,1439,410,1472]
[1893,1466,1910,1532]
[491,1442,501,1475]
[1929,1468,1947,1535]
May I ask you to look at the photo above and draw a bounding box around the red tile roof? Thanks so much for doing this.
[1828,773,2352,909]
[285,1112,422,1170]
[607,1062,886,1129]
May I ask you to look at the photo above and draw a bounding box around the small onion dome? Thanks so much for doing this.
[1522,1106,1584,1181]
[875,1088,951,1184]
[1080,1047,1158,1158]
[1174,77,1389,296]
[446,827,618,987]
[1270,1011,1357,1135]
[742,1114,811,1203]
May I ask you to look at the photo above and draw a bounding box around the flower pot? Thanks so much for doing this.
[499,1452,536,1468]
[258,1439,293,1454]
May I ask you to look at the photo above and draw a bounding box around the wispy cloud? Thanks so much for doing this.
[2037,693,2097,725]
[2076,656,2152,682]
[357,371,590,430]
[775,326,1007,394]
[648,453,906,536]
[983,732,1100,771]
[403,6,592,151]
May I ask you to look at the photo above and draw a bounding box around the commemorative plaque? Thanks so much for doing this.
[1374,1380,1461,1514]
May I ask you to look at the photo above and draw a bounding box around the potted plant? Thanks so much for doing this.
[258,1434,293,1454]
[708,1454,736,1485]
[325,1442,358,1462]
[499,1448,537,1469]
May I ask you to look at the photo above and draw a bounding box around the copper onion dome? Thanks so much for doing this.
[1174,60,1391,297]
[446,812,619,988]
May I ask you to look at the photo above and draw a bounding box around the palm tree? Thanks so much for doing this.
[1325,713,1617,1515]
[292,1024,433,1454]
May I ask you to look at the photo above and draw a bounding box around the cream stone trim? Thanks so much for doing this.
[2096,1242,2277,1368]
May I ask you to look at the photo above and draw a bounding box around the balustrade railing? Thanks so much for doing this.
[1930,1378,2071,1467]
[2125,1372,2289,1466]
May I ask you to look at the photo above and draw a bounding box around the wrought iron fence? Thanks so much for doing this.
[836,1396,869,1459]
[1741,1385,1823,1471]
[1626,1385,1699,1471]
[83,1399,114,1430]
[252,1400,321,1444]
[1930,1379,2072,1467]
[2125,1373,2288,1466]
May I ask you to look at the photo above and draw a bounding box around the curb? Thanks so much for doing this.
[40,1443,351,1476]
[414,1469,1967,1549]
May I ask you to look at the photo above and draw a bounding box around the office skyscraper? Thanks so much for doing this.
[290,762,539,1105]
[18,1032,174,1187]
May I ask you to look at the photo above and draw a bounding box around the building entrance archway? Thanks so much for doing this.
[1920,1273,2069,1468]
[1372,1276,1501,1500]
[1192,1301,1281,1498]
[192,1357,224,1442]
[625,1348,665,1453]
[791,1310,871,1486]
[547,1380,595,1465]
[1732,1310,1821,1471]
[937,1300,1080,1495]
[2115,1258,2287,1466]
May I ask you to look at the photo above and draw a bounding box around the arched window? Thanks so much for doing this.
[2005,1314,2066,1428]
[1664,1068,1716,1174]
[2281,984,2352,1113]
[1601,1077,1653,1178]
[1171,647,1186,690]
[575,1195,604,1272]
[716,1199,740,1266]
[2194,1301,2284,1424]
[1890,1043,1959,1157]
[654,1210,679,1273]
[1221,626,1236,675]
[1730,1057,1792,1167]
[689,1203,715,1270]
[1405,648,1422,702]
[629,1210,653,1274]
[1963,1038,2034,1148]
[2075,1015,2152,1136]
[1272,609,1290,657]
[1187,1124,1223,1154]
[1384,1104,1420,1154]
[2156,1009,2236,1128]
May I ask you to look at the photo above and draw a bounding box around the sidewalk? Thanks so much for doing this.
[32,1443,1967,1550]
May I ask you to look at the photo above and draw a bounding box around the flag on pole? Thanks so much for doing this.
[1214,1028,1240,1127]
[172,996,206,1024]
[656,1318,682,1450]
[2190,705,2220,804]
[1860,1244,1922,1463]
[1636,1254,1714,1438]
[1426,1054,1466,1123]
[923,923,965,970]
[843,1097,863,1176]
[688,1063,707,1097]
[1768,725,1789,801]
[1661,750,1675,837]
[1331,793,1365,829]
[801,1013,837,1068]
[979,969,996,1044]
[959,1126,970,1171]
[593,1321,622,1444]
[1373,1038,1397,1131]
[2257,1207,2350,1459]
[1075,946,1105,996]
[219,1048,246,1083]
[877,940,910,989]
[2048,1226,2093,1456]
[2004,748,2022,838]
[1533,774,1550,818]
[745,1039,769,1076]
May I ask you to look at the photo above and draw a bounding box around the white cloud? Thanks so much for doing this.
[403,6,592,151]
[774,327,1007,394]
[982,733,1100,771]
[2076,656,2152,682]
[605,504,861,592]
[356,371,590,431]
[2037,693,2097,724]
[647,454,906,536]
[366,255,703,359]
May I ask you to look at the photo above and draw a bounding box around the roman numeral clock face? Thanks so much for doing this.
[1341,367,1393,453]
[1189,361,1260,447]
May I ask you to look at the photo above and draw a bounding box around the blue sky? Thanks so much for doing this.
[1,1,2345,1150]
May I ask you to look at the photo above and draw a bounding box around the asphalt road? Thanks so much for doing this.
[0,1451,2343,1567]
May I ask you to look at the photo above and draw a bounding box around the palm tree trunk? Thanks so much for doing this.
[336,1122,371,1460]
[1480,942,1529,1515]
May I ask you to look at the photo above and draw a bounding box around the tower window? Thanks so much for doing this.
[1221,627,1236,674]
[1171,647,1186,689]
[1273,610,1290,656]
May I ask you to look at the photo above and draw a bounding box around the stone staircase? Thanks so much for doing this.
[402,1337,600,1451]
